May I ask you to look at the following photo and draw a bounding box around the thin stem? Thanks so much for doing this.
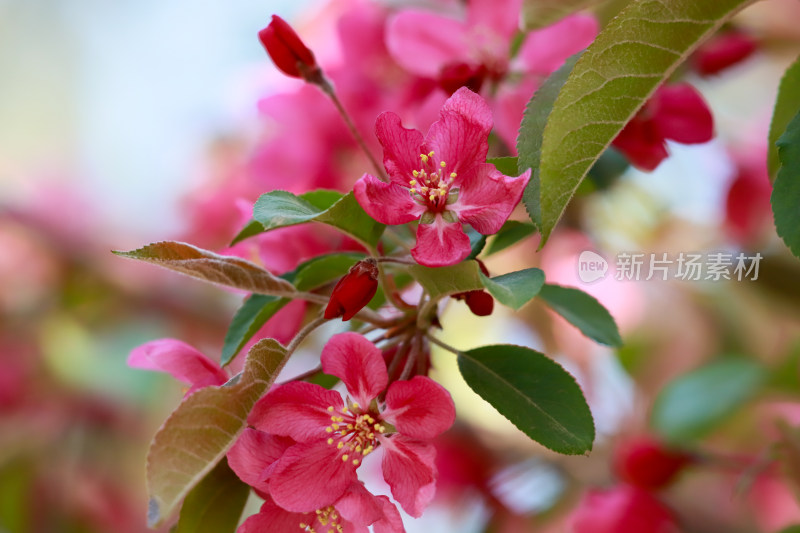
[377,261,409,311]
[426,334,463,356]
[397,333,422,382]
[376,256,416,266]
[319,80,388,182]
[278,364,323,385]
[285,315,327,355]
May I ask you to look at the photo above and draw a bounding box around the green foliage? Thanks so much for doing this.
[651,358,766,442]
[518,53,581,231]
[146,339,289,527]
[221,295,287,367]
[772,109,800,260]
[466,227,487,260]
[531,0,756,245]
[458,345,595,454]
[408,261,484,300]
[113,241,296,297]
[538,284,622,347]
[487,156,521,177]
[174,458,249,533]
[480,268,545,310]
[769,56,800,180]
[252,190,385,248]
[522,0,607,30]
[485,221,537,256]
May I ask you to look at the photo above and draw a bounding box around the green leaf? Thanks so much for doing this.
[293,252,365,291]
[146,339,289,527]
[772,109,800,260]
[480,268,545,310]
[315,192,386,248]
[466,226,487,260]
[487,156,521,177]
[230,219,264,246]
[485,221,537,256]
[534,0,757,245]
[220,295,288,367]
[253,190,385,248]
[458,344,594,454]
[522,0,607,29]
[769,56,800,181]
[538,284,622,347]
[174,458,249,533]
[517,53,582,230]
[776,526,800,533]
[651,358,766,442]
[408,261,484,300]
[113,241,296,297]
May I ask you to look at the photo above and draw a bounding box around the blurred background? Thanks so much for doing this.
[2,0,800,531]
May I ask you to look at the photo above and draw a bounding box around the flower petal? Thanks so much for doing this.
[373,496,406,533]
[425,88,492,175]
[612,116,669,172]
[248,382,343,441]
[127,339,228,393]
[354,174,425,225]
[383,376,456,440]
[238,500,310,533]
[375,112,425,185]
[467,0,523,43]
[652,83,714,144]
[452,164,531,234]
[335,482,384,527]
[380,435,437,518]
[411,215,471,267]
[320,332,388,408]
[517,15,598,75]
[227,428,293,496]
[269,440,358,512]
[386,10,471,78]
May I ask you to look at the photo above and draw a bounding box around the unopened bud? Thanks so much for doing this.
[258,15,322,83]
[324,259,379,321]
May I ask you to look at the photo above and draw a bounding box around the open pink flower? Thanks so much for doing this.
[239,486,404,533]
[570,486,680,533]
[248,332,456,517]
[127,339,228,396]
[354,87,530,267]
[612,83,714,171]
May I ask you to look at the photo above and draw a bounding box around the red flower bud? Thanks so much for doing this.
[453,259,494,316]
[613,436,694,490]
[693,31,757,77]
[258,15,320,81]
[324,259,379,321]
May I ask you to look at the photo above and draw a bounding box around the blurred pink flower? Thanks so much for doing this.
[247,332,455,516]
[613,436,694,490]
[354,87,530,266]
[570,485,680,533]
[612,83,714,171]
[692,30,757,76]
[127,339,228,396]
[724,147,772,245]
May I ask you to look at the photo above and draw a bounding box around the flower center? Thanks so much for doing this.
[408,150,458,212]
[325,403,384,466]
[299,505,342,533]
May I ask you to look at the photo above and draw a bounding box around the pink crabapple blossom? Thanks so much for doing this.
[127,339,228,396]
[245,332,456,517]
[354,87,530,267]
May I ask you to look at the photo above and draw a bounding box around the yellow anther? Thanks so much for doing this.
[355,445,362,452]
[337,442,344,449]
[439,189,446,196]
[440,161,446,167]
[332,424,339,430]
[412,170,419,177]
[409,180,417,186]
[300,523,307,528]
[340,430,347,435]
[420,154,428,163]
[450,172,457,178]
[353,459,360,465]
[342,454,349,461]
[327,406,334,412]
[428,151,435,157]
[368,432,375,439]
[429,195,435,202]
[352,402,359,409]
[347,424,354,430]
[327,438,333,445]
[326,427,333,433]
